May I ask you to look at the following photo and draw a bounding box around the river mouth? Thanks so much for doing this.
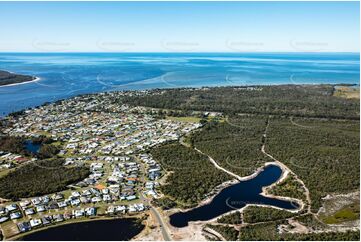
[20,218,144,241]
[169,164,300,228]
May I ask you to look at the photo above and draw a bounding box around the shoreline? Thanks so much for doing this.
[0,83,358,118]
[160,162,305,241]
[168,161,297,215]
[0,77,41,88]
[165,161,303,225]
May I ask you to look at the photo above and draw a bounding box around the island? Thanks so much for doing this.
[0,85,359,241]
[0,70,37,86]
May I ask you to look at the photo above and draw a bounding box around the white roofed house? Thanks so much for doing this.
[30,218,42,228]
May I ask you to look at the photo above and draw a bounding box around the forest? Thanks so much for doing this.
[217,211,242,224]
[242,206,296,223]
[150,143,231,207]
[122,85,359,119]
[237,220,360,241]
[0,159,89,200]
[0,70,35,86]
[267,173,307,202]
[208,218,359,241]
[265,117,360,210]
[0,135,58,159]
[207,224,239,241]
[189,115,272,177]
[0,136,29,156]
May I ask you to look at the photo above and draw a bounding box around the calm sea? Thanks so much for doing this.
[0,52,359,116]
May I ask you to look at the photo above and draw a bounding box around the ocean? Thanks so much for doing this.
[0,52,359,116]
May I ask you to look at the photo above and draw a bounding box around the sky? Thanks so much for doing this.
[0,1,359,52]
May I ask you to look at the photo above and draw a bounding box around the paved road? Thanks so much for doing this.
[149,206,172,241]
[138,161,172,241]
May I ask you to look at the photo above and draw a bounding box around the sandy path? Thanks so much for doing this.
[261,117,312,213]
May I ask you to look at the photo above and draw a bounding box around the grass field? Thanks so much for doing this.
[165,116,201,123]
[321,202,360,224]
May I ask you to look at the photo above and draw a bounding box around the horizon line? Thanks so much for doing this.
[0,51,359,54]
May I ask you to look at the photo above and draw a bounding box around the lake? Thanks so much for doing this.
[0,52,359,116]
[169,164,299,228]
[20,218,144,241]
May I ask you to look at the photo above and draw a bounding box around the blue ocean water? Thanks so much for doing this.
[0,52,359,116]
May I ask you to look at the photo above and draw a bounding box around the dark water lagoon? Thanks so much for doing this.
[21,218,144,241]
[169,164,299,227]
[24,140,41,154]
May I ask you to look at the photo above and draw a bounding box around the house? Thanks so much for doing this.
[82,189,92,196]
[128,205,137,213]
[48,201,59,210]
[126,195,137,201]
[58,201,68,208]
[18,221,31,232]
[102,188,109,194]
[71,191,81,198]
[10,212,22,220]
[0,207,7,215]
[31,197,42,206]
[73,209,85,218]
[80,196,90,204]
[103,195,111,202]
[85,207,96,216]
[134,203,145,212]
[70,199,81,206]
[0,216,9,223]
[36,205,46,213]
[19,200,31,208]
[6,204,18,212]
[107,206,115,214]
[25,208,36,216]
[115,205,126,214]
[42,196,50,204]
[41,216,52,225]
[52,193,64,201]
[53,214,64,222]
[30,218,42,227]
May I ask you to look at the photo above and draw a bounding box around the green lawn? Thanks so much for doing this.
[166,116,201,123]
[321,202,360,224]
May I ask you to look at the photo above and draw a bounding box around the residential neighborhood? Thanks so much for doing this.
[0,91,203,239]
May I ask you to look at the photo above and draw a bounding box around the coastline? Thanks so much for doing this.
[0,77,41,88]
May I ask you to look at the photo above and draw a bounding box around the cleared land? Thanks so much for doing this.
[333,86,360,99]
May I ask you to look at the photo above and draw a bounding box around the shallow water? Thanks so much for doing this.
[0,52,359,116]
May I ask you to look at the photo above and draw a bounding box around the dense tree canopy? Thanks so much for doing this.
[151,143,231,207]
[0,159,89,200]
[123,85,359,119]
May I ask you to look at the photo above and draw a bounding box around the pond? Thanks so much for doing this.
[20,218,144,241]
[24,140,42,154]
[169,164,299,227]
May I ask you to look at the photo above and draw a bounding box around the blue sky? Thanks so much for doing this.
[0,1,359,52]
